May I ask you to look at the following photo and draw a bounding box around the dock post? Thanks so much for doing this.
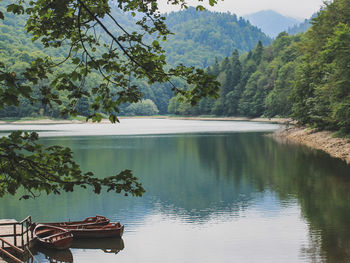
[13,224,17,247]
[26,225,29,249]
[21,224,24,249]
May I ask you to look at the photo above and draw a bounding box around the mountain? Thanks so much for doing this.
[287,13,318,35]
[0,2,272,116]
[164,8,272,68]
[244,10,301,38]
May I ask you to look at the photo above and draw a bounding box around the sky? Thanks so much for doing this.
[157,0,326,20]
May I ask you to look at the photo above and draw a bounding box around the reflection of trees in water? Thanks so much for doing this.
[30,247,73,263]
[300,230,326,263]
[2,133,350,262]
[31,238,124,262]
[188,132,350,262]
[226,135,350,263]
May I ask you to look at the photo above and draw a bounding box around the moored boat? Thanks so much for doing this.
[64,222,124,238]
[36,215,110,228]
[34,224,73,250]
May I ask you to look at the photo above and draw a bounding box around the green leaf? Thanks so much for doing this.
[209,0,217,6]
[72,57,80,65]
[196,5,205,11]
[152,40,159,48]
[7,4,25,15]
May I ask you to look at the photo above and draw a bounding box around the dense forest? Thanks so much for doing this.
[169,0,350,134]
[0,2,270,117]
[164,8,271,68]
[1,0,349,133]
[287,16,313,35]
[168,35,301,117]
[0,0,104,118]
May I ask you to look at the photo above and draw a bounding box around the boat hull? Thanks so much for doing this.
[38,236,73,250]
[34,225,73,250]
[67,223,124,239]
[37,215,110,228]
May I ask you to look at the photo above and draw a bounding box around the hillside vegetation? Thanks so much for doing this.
[164,8,271,68]
[0,2,271,117]
[170,0,350,134]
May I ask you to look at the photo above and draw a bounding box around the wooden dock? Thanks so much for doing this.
[0,217,34,263]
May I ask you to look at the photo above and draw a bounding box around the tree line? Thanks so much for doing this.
[0,0,223,198]
[169,0,350,134]
[0,2,272,118]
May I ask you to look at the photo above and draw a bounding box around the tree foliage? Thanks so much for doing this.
[0,131,144,199]
[0,0,221,198]
[170,34,302,118]
[292,0,350,133]
[170,0,350,135]
[164,7,271,68]
[122,99,159,116]
[0,1,273,118]
[1,0,220,122]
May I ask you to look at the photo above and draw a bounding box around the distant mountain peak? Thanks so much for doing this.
[243,10,302,38]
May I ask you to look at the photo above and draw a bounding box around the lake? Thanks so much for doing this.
[1,119,350,263]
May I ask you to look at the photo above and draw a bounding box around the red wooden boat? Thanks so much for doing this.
[34,224,73,250]
[37,215,110,228]
[63,222,124,239]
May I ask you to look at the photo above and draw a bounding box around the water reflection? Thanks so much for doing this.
[30,238,124,262]
[71,237,124,253]
[1,124,350,262]
[31,248,73,263]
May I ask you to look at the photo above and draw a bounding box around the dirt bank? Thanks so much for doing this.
[274,127,350,164]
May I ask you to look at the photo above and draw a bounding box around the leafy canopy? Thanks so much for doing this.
[0,0,220,199]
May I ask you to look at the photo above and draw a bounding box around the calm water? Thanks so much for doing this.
[1,119,350,263]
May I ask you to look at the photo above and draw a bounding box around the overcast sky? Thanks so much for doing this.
[157,0,325,20]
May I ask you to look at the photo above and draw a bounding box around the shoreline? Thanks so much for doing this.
[2,116,348,164]
[0,116,293,124]
[273,127,350,164]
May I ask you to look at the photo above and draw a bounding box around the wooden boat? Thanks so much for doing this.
[63,222,124,239]
[34,224,73,250]
[37,215,110,228]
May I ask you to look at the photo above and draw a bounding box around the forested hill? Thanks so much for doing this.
[169,0,350,134]
[0,2,271,117]
[164,8,272,68]
[287,14,317,35]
